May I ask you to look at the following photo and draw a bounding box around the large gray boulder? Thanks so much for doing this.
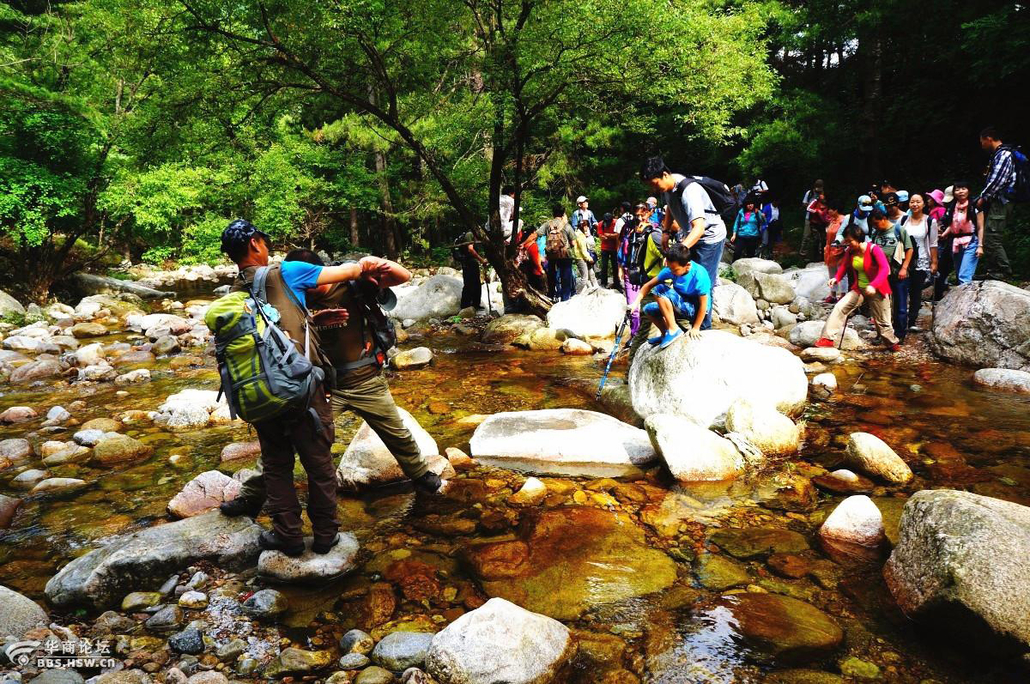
[426,598,574,684]
[469,409,657,477]
[629,330,808,429]
[737,271,795,305]
[389,275,463,321]
[732,258,782,278]
[785,264,832,303]
[0,585,47,638]
[645,414,746,482]
[884,490,1030,653]
[70,273,174,300]
[336,407,452,489]
[45,511,262,609]
[790,320,865,351]
[930,280,1030,372]
[545,287,626,339]
[0,289,25,317]
[712,281,759,326]
[972,368,1030,395]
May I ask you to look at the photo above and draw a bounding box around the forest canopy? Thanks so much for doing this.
[1,0,1027,301]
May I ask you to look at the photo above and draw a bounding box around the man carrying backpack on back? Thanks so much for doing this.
[640,156,731,331]
[523,204,576,302]
[976,127,1022,280]
[213,219,395,557]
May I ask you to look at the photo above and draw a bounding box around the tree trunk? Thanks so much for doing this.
[349,207,360,247]
[369,88,399,260]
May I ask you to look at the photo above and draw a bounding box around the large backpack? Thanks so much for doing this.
[1001,145,1030,203]
[451,236,469,262]
[544,218,571,260]
[674,176,739,226]
[626,228,664,286]
[205,267,323,425]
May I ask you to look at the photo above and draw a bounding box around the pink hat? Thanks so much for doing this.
[929,189,945,205]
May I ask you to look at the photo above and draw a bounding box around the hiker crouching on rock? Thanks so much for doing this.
[628,243,711,350]
[217,219,394,557]
[814,217,901,352]
[222,250,448,527]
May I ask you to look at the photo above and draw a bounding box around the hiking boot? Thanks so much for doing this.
[312,534,341,555]
[814,337,835,348]
[887,343,902,353]
[220,498,262,518]
[258,530,305,557]
[413,471,446,495]
[659,329,682,350]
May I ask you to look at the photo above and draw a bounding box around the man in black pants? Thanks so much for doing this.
[460,229,488,309]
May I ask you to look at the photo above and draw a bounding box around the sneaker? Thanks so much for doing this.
[887,343,902,352]
[647,334,663,346]
[413,470,446,495]
[821,295,836,304]
[813,337,835,348]
[312,533,341,555]
[258,530,305,557]
[908,325,921,332]
[659,329,682,350]
[220,498,262,518]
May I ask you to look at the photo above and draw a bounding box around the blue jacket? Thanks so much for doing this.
[733,209,766,238]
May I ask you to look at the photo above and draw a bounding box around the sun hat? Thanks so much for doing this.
[576,195,588,204]
[929,189,945,205]
[646,197,658,207]
[943,186,954,203]
[857,195,874,212]
[896,190,909,203]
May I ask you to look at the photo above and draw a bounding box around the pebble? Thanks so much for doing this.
[145,605,184,632]
[215,638,246,662]
[242,588,288,618]
[371,631,434,672]
[178,591,208,609]
[168,626,205,655]
[122,591,164,611]
[338,653,371,670]
[354,667,396,684]
[340,629,375,656]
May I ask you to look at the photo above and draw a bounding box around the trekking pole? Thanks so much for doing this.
[838,310,854,350]
[930,272,937,338]
[596,312,631,401]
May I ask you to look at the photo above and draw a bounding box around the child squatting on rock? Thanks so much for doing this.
[628,243,712,350]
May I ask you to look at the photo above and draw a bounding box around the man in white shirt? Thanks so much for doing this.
[640,156,727,330]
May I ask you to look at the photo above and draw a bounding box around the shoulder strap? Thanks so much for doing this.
[253,266,270,305]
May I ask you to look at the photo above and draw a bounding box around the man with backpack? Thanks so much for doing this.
[570,195,597,234]
[623,203,667,360]
[596,212,620,289]
[976,127,1019,280]
[640,156,731,331]
[523,204,576,302]
[212,220,394,557]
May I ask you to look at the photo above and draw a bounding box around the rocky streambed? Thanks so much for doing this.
[1,265,1030,684]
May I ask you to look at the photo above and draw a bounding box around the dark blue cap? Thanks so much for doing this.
[221,219,269,255]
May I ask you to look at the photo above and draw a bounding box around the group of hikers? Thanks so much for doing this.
[459,127,1024,354]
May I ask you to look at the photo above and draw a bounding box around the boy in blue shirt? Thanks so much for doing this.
[628,243,711,349]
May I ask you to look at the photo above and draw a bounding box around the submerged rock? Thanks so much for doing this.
[242,588,289,619]
[465,506,676,620]
[45,511,262,609]
[258,533,360,583]
[153,389,231,431]
[0,406,37,424]
[337,408,452,489]
[392,347,434,370]
[0,494,23,529]
[845,433,912,484]
[710,593,843,663]
[469,409,657,478]
[265,648,334,677]
[426,597,575,684]
[884,490,1030,653]
[92,434,153,466]
[0,584,48,638]
[11,358,63,384]
[629,330,807,429]
[931,280,1030,372]
[709,526,810,560]
[645,414,746,482]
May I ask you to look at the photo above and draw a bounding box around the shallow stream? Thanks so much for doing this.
[2,298,1029,683]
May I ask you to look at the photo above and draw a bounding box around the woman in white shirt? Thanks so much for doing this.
[899,192,938,332]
